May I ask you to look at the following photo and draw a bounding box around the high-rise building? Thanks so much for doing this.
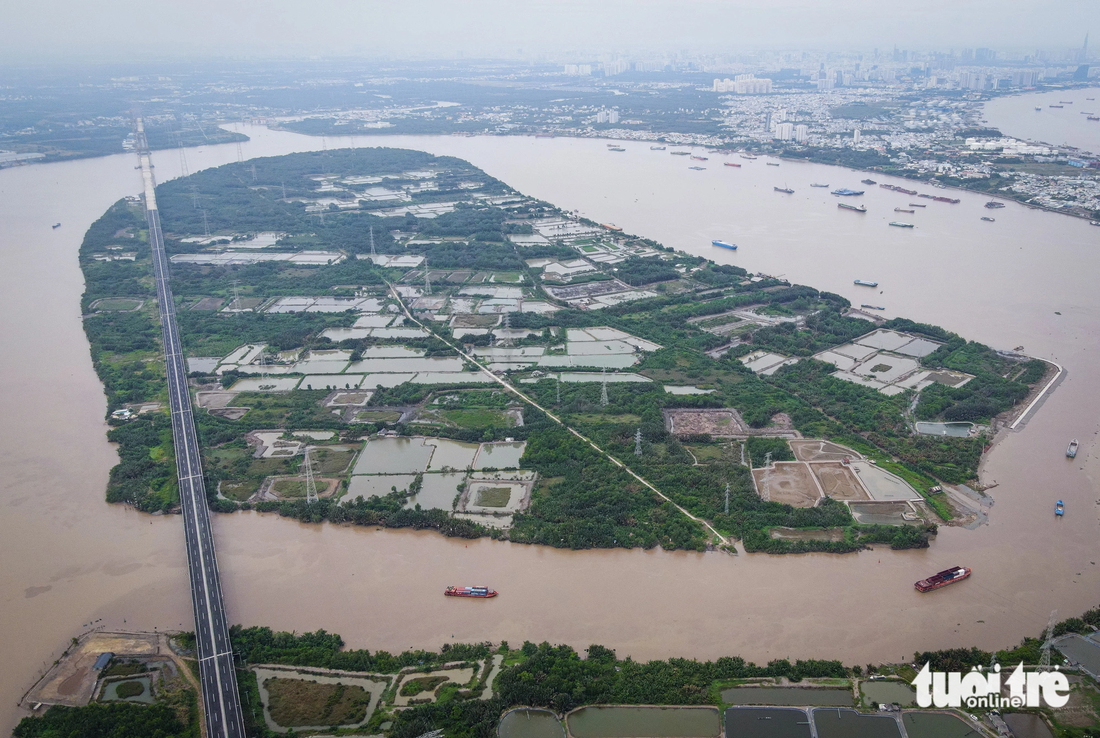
[763,111,772,132]
[712,75,773,93]
[853,128,861,145]
[774,122,794,141]
[794,125,808,144]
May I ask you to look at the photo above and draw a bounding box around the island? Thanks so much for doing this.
[78,146,1054,554]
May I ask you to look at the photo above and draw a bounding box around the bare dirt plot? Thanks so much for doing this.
[189,297,224,311]
[752,462,822,507]
[325,390,374,407]
[769,527,847,542]
[664,409,746,436]
[790,440,860,462]
[811,463,869,501]
[27,632,161,708]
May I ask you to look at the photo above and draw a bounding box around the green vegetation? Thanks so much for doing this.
[264,677,369,727]
[12,703,188,738]
[114,681,146,699]
[474,487,512,507]
[400,676,449,697]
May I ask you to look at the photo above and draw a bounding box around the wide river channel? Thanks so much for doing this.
[2,113,1099,731]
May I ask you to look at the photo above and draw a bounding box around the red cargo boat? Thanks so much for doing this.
[445,585,498,598]
[915,566,971,592]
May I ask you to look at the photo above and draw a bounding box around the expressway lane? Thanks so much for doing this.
[136,122,245,738]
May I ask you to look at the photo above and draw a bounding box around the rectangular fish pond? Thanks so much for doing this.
[724,707,812,738]
[497,708,565,738]
[812,709,901,738]
[566,706,721,738]
[721,687,853,706]
[859,680,916,707]
[902,712,982,738]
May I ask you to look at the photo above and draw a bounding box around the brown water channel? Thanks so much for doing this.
[3,121,1100,732]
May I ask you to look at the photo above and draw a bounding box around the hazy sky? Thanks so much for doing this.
[3,0,1097,64]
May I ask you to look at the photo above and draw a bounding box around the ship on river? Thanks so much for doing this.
[915,566,971,593]
[832,188,864,196]
[445,585,498,598]
[838,203,866,213]
[774,186,794,194]
[712,240,737,250]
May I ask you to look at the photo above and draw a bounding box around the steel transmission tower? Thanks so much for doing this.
[304,447,318,504]
[724,483,731,515]
[1039,610,1058,669]
[600,369,609,407]
[369,225,377,258]
[424,259,432,295]
[634,429,643,456]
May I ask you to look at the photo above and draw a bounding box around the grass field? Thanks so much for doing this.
[399,675,449,697]
[265,678,369,728]
[355,410,402,422]
[94,298,143,311]
[685,443,733,462]
[309,447,356,474]
[474,487,512,507]
[570,413,642,425]
[220,480,260,501]
[440,408,512,429]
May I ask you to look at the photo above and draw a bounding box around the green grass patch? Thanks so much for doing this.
[685,444,733,462]
[220,480,259,501]
[264,677,370,728]
[94,298,143,311]
[355,410,402,422]
[569,413,642,425]
[440,408,512,429]
[877,461,954,521]
[272,479,308,497]
[400,675,448,697]
[114,681,145,699]
[474,487,512,507]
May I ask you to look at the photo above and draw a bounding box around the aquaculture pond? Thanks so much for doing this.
[724,707,812,738]
[721,686,853,706]
[497,708,564,738]
[566,706,720,738]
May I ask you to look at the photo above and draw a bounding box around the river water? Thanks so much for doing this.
[983,85,1100,154]
[2,119,1099,733]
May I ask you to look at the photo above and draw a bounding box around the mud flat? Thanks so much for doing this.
[752,462,823,507]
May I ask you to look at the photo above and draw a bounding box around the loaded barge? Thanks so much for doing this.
[915,566,971,593]
[445,586,498,598]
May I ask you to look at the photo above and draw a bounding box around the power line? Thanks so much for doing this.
[304,447,318,504]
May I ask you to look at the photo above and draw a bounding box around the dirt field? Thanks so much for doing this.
[811,462,869,500]
[264,677,370,728]
[791,440,860,462]
[26,632,161,708]
[752,462,822,507]
[189,297,224,311]
[664,409,746,436]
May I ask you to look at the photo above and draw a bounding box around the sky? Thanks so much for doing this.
[2,0,1097,64]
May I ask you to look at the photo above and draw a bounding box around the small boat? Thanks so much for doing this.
[838,203,867,213]
[712,240,737,250]
[909,203,927,207]
[861,304,886,311]
[889,221,914,228]
[51,223,61,229]
[1067,439,1079,458]
[1056,500,1065,517]
[1050,105,1064,108]
[766,162,780,166]
[650,145,666,150]
[1035,107,1043,111]
[894,208,915,213]
[1091,221,1100,226]
[1060,101,1073,104]
[689,166,706,170]
[670,151,691,156]
[724,162,741,167]
[774,186,794,194]
[861,178,877,185]
[1089,117,1100,121]
[981,216,995,222]
[445,585,498,598]
[810,183,830,187]
[691,155,709,161]
[915,566,971,593]
[854,279,878,287]
[608,147,626,152]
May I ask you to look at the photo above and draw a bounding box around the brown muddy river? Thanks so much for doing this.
[1,119,1099,732]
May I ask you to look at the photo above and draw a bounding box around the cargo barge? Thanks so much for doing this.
[724,162,741,167]
[915,566,971,593]
[774,186,794,194]
[889,221,915,228]
[712,240,738,250]
[832,188,865,196]
[854,279,878,287]
[445,585,498,598]
[880,184,918,195]
[838,203,867,213]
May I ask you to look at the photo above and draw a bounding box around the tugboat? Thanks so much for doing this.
[445,585,498,598]
[915,566,971,593]
[1056,500,1065,517]
[52,223,61,229]
[1067,439,1079,458]
[981,216,996,222]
